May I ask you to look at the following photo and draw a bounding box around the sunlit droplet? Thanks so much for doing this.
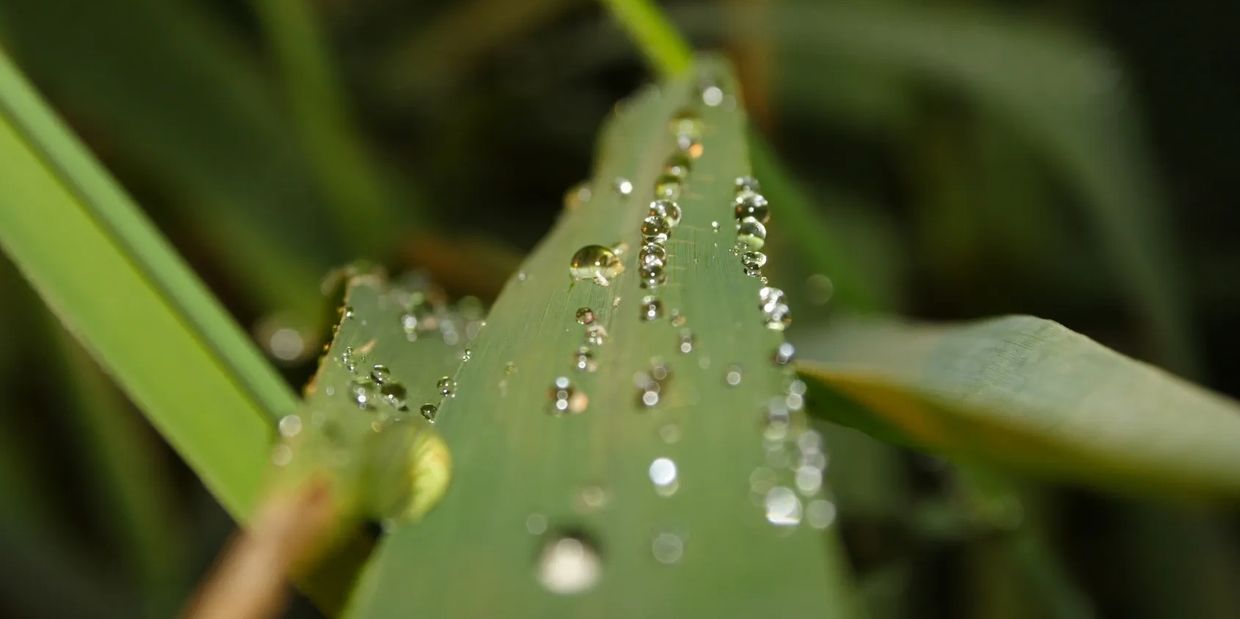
[733,191,770,224]
[765,486,803,527]
[648,200,682,227]
[420,403,438,422]
[569,245,624,286]
[773,342,795,366]
[437,376,456,397]
[649,457,679,497]
[735,217,767,251]
[702,84,725,107]
[641,215,670,243]
[537,535,601,595]
[613,177,634,196]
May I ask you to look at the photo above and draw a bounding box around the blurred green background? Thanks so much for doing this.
[1,0,1237,617]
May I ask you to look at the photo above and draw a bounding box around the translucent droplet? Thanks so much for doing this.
[638,263,666,289]
[735,217,767,250]
[773,342,795,366]
[765,486,803,526]
[640,242,667,262]
[460,348,473,362]
[400,313,419,341]
[549,377,587,414]
[652,532,684,565]
[585,324,609,346]
[635,372,662,408]
[654,174,682,200]
[677,329,695,354]
[734,176,761,193]
[668,107,702,140]
[418,403,438,423]
[341,346,357,373]
[725,365,743,386]
[370,364,391,384]
[517,271,529,282]
[649,457,679,497]
[733,191,770,223]
[342,305,355,319]
[806,499,837,529]
[640,215,670,243]
[763,303,792,331]
[639,296,664,321]
[663,153,692,181]
[741,251,767,270]
[380,382,408,411]
[702,84,725,107]
[573,347,597,373]
[526,513,548,535]
[278,414,302,438]
[569,245,624,286]
[436,376,456,397]
[759,286,785,309]
[640,251,666,270]
[575,307,595,325]
[613,177,634,196]
[711,220,720,232]
[795,465,823,495]
[537,535,601,595]
[349,379,374,410]
[564,181,592,211]
[648,200,682,227]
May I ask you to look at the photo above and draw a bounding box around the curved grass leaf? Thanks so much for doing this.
[0,50,294,517]
[796,315,1240,500]
[343,58,858,617]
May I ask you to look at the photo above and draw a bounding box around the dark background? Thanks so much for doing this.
[0,1,1237,617]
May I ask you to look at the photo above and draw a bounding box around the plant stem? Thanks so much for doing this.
[601,0,693,77]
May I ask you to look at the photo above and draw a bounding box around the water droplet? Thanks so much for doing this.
[564,181,592,211]
[652,532,684,565]
[436,376,456,397]
[806,500,837,529]
[735,176,761,194]
[549,376,587,414]
[640,242,667,262]
[773,342,795,366]
[741,251,767,274]
[537,535,601,595]
[733,191,770,223]
[370,364,391,384]
[640,215,669,243]
[342,305,355,319]
[668,107,702,140]
[795,465,824,495]
[654,174,682,200]
[635,372,662,408]
[649,457,679,497]
[341,346,357,373]
[575,307,595,325]
[735,217,767,250]
[278,414,302,438]
[759,287,792,330]
[517,271,529,283]
[711,220,720,232]
[639,296,664,321]
[662,153,692,181]
[669,309,686,327]
[585,324,609,346]
[526,513,548,535]
[461,348,473,362]
[613,177,634,196]
[573,347,597,372]
[400,313,419,341]
[702,84,725,107]
[505,361,518,375]
[648,200,682,227]
[419,403,438,422]
[765,487,803,527]
[569,245,624,286]
[380,382,408,411]
[271,443,293,467]
[677,329,695,354]
[349,379,374,409]
[638,263,666,289]
[725,364,743,386]
[640,251,666,270]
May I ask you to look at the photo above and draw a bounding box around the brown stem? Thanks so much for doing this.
[181,477,339,619]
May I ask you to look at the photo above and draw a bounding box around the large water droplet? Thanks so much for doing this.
[651,532,685,565]
[436,376,456,397]
[640,215,670,243]
[741,251,767,277]
[764,486,803,527]
[773,342,796,366]
[649,457,679,497]
[654,174,682,200]
[575,307,595,325]
[537,535,601,595]
[639,296,664,321]
[735,217,767,250]
[380,382,408,411]
[733,191,770,223]
[569,245,624,286]
[648,200,682,227]
[420,403,438,422]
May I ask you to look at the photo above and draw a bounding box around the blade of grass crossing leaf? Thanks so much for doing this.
[345,59,858,618]
[796,316,1240,499]
[602,0,693,78]
[0,51,293,517]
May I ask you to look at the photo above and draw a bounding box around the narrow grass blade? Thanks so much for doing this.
[796,315,1240,499]
[343,58,857,618]
[0,50,295,517]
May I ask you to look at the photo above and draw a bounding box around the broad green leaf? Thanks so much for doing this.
[796,315,1240,499]
[0,50,294,517]
[343,59,858,617]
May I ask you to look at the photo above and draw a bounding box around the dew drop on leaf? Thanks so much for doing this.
[569,245,624,286]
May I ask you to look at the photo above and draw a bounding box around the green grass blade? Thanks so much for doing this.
[0,50,294,517]
[343,59,858,617]
[602,0,693,78]
[796,315,1240,500]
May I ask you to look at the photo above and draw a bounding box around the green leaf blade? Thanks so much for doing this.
[797,315,1240,500]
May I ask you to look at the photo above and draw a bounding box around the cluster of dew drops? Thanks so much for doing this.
[534,80,835,596]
